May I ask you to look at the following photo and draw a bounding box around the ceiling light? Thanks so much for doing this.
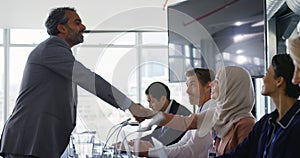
[233,34,245,42]
[236,55,247,64]
[234,21,243,26]
[236,49,244,54]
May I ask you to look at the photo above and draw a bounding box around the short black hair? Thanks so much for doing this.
[45,7,76,35]
[272,54,300,98]
[145,82,171,101]
[185,68,215,85]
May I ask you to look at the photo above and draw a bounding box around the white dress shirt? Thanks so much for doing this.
[148,99,215,158]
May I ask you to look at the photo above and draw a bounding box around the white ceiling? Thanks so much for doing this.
[0,0,287,30]
[0,0,184,30]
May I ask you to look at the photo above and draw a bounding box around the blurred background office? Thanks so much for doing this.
[0,0,300,144]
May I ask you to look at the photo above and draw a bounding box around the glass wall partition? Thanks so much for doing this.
[0,29,4,131]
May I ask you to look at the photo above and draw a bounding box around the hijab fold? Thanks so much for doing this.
[197,66,255,138]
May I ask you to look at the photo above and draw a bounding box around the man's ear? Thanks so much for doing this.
[57,24,66,34]
[160,96,168,105]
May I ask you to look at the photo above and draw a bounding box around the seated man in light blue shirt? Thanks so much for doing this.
[134,68,215,158]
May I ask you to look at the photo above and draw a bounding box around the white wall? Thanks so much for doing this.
[0,0,184,30]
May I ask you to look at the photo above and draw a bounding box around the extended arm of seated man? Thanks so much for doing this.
[159,113,198,131]
[158,109,216,131]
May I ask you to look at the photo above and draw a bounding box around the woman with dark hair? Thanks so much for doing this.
[218,54,300,158]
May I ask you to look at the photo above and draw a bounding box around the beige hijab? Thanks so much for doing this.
[288,36,300,66]
[197,66,255,138]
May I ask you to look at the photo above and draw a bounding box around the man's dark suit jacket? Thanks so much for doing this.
[140,100,191,146]
[0,36,133,158]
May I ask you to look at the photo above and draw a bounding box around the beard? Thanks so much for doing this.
[65,26,84,46]
[67,31,84,46]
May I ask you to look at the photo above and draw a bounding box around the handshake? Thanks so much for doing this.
[128,102,165,125]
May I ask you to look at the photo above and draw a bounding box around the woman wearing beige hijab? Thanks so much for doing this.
[158,66,255,156]
[288,36,300,85]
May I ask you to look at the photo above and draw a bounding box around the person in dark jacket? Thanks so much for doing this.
[217,54,300,158]
[139,82,191,145]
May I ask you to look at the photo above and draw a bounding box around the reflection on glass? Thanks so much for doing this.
[0,47,4,131]
[75,47,136,141]
[75,47,105,71]
[168,0,265,79]
[74,41,191,142]
[169,44,202,82]
[142,32,168,45]
[138,48,190,111]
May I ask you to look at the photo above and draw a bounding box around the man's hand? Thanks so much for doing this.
[130,140,154,157]
[112,141,125,151]
[128,102,157,122]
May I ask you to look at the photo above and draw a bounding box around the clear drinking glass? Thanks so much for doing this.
[72,131,96,158]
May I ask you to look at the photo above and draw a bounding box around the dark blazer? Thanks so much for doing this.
[140,100,191,146]
[0,36,132,158]
[218,100,300,158]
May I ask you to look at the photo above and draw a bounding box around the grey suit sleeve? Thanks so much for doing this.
[42,44,132,110]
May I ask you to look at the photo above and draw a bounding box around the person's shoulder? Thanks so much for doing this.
[291,105,300,124]
[251,112,274,129]
[39,36,72,56]
[44,36,59,43]
[235,117,256,131]
[172,100,191,114]
[238,117,255,125]
[44,36,70,48]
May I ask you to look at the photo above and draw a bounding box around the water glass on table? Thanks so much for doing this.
[72,131,96,158]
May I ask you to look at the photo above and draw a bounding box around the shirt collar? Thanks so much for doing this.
[198,99,215,113]
[164,99,173,113]
[269,100,300,129]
